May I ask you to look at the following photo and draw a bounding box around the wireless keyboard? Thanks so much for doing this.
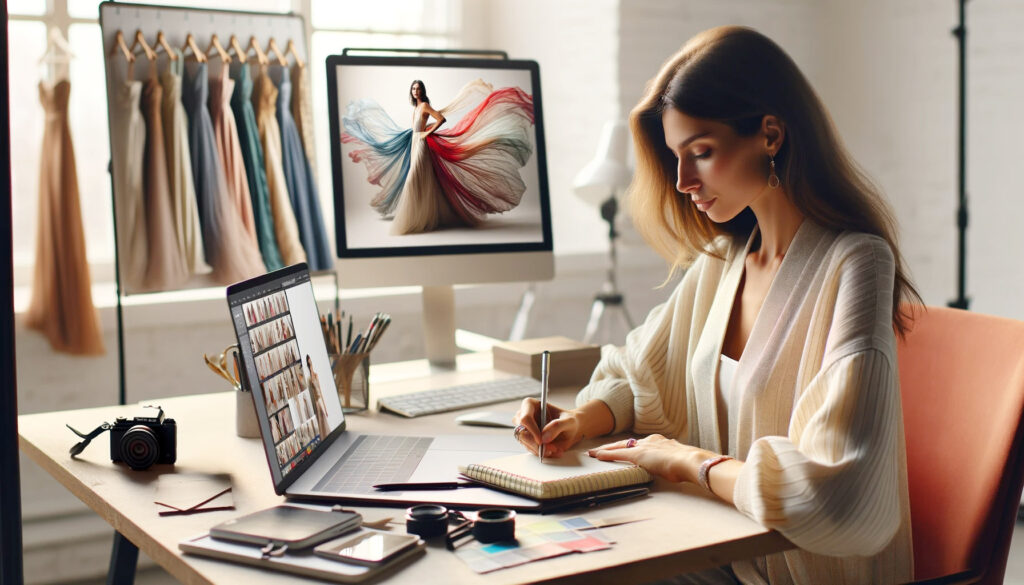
[377,376,540,418]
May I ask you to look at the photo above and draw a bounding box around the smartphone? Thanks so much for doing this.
[314,530,421,566]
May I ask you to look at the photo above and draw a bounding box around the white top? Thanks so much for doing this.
[578,221,913,584]
[718,354,739,417]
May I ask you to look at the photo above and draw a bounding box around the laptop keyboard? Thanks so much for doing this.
[377,376,541,418]
[313,434,433,494]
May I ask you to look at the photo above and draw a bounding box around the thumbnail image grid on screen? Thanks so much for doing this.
[240,282,342,478]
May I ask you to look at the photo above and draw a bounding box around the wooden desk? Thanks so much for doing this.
[18,355,792,584]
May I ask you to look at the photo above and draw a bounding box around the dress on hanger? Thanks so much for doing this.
[160,51,209,276]
[231,64,283,271]
[253,70,306,266]
[141,75,190,290]
[182,62,266,284]
[209,64,263,261]
[272,67,331,270]
[341,79,535,235]
[25,79,104,355]
[290,63,318,184]
[107,57,148,291]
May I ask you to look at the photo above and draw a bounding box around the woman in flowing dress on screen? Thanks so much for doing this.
[306,355,330,439]
[342,78,535,235]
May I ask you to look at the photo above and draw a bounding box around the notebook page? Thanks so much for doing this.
[459,451,651,499]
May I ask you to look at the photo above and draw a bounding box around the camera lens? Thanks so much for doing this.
[121,425,160,470]
[405,504,449,539]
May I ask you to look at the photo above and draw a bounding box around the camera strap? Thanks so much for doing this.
[66,422,112,457]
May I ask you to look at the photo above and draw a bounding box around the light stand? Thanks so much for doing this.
[583,196,634,344]
[949,0,970,310]
[573,120,635,345]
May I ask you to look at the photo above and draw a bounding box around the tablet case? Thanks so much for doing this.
[180,530,426,583]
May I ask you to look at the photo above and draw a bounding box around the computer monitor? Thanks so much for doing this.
[326,54,554,366]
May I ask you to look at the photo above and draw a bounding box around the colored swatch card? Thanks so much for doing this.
[452,514,640,574]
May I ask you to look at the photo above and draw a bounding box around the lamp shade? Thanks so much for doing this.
[572,120,632,208]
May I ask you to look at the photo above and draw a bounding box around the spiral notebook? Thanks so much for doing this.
[458,451,652,500]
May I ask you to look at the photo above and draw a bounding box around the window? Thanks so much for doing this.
[9,0,459,287]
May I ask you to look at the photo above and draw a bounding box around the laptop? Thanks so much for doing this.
[227,263,540,510]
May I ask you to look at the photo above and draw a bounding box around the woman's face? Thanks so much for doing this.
[662,107,770,223]
[410,82,421,101]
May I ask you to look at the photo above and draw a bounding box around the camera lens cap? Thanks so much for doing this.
[405,504,450,539]
[471,508,516,543]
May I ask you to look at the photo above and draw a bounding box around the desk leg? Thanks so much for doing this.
[107,531,138,585]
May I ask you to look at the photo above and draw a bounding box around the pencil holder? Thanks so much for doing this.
[332,352,369,413]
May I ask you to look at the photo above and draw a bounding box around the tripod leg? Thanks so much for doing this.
[583,298,607,344]
[509,284,537,341]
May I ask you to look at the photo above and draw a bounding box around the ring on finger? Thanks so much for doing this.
[625,438,638,448]
[513,424,527,442]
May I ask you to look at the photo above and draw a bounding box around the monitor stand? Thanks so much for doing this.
[422,285,457,369]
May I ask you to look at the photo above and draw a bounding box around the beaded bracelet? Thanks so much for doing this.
[697,455,733,492]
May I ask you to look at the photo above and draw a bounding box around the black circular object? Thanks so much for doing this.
[472,508,516,543]
[405,504,449,539]
[121,425,159,470]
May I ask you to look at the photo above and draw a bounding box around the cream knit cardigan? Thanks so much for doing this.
[577,220,913,585]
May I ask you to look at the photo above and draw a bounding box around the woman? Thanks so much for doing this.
[388,80,458,234]
[514,26,920,584]
[341,78,535,234]
[306,354,330,440]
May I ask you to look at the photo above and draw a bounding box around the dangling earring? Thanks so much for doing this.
[768,154,780,189]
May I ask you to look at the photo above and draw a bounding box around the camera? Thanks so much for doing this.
[109,409,177,471]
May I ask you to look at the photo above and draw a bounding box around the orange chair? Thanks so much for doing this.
[897,306,1024,584]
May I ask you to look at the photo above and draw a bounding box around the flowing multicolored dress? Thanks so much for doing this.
[341,79,534,235]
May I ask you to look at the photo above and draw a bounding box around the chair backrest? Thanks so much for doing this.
[897,306,1024,584]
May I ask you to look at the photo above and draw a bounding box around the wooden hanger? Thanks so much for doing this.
[109,30,135,63]
[227,34,247,64]
[182,33,208,63]
[205,34,231,64]
[265,38,287,67]
[128,29,157,62]
[284,39,304,68]
[246,36,269,67]
[152,31,178,61]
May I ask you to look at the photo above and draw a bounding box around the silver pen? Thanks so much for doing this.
[539,350,550,463]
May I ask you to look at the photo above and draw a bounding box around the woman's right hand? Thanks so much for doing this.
[513,398,585,458]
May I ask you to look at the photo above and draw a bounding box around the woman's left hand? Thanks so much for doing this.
[588,434,710,484]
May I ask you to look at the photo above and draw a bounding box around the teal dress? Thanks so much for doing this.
[231,65,283,271]
[272,68,332,271]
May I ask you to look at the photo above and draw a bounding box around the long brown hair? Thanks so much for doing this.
[628,26,921,336]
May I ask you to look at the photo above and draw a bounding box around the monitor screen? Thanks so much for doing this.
[327,55,553,264]
[227,264,345,486]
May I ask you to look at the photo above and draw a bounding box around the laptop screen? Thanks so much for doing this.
[227,264,346,488]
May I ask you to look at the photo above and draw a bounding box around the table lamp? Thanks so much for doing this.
[573,120,636,345]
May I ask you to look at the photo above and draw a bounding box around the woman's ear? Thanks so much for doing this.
[761,115,785,154]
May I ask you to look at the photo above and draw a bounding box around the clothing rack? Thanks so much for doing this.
[99,2,338,407]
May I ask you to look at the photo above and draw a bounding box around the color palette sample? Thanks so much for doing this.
[454,515,644,574]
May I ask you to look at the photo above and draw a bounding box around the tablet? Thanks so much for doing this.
[210,505,362,550]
